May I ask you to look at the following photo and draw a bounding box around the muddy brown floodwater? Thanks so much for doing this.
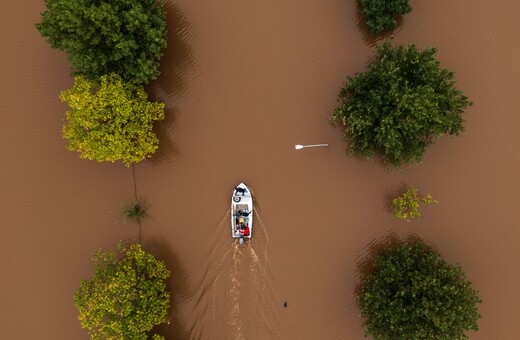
[2,0,520,339]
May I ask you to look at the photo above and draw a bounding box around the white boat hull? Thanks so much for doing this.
[231,182,253,240]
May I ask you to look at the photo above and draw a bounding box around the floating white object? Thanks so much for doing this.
[294,144,328,150]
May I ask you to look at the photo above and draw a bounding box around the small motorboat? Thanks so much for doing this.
[231,182,253,245]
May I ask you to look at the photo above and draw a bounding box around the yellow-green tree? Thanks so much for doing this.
[392,186,438,221]
[61,73,165,166]
[74,242,170,339]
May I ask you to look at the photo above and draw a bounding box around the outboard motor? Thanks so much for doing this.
[239,236,245,246]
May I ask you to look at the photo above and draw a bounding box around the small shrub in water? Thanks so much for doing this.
[120,199,149,224]
[392,186,438,221]
[358,0,412,35]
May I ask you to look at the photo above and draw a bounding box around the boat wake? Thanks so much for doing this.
[188,208,278,339]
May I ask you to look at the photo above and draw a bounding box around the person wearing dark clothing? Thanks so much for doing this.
[235,186,246,195]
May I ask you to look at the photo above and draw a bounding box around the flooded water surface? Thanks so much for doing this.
[2,0,520,338]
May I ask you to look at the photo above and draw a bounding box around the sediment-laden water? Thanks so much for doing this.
[2,1,520,338]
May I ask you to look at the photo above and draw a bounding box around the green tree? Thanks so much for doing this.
[358,241,481,339]
[61,73,165,167]
[358,0,412,34]
[392,186,438,221]
[332,42,471,168]
[36,0,167,84]
[74,242,170,339]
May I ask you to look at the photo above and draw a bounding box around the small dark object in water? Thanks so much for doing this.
[283,302,288,308]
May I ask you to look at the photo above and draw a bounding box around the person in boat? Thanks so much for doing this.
[241,209,252,217]
[239,223,250,237]
[237,217,245,232]
[235,211,244,226]
[235,186,246,195]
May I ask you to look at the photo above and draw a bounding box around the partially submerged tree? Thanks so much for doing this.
[358,241,481,339]
[61,73,165,166]
[357,0,412,34]
[332,42,471,168]
[392,186,438,221]
[75,242,170,339]
[36,0,167,84]
[120,198,150,224]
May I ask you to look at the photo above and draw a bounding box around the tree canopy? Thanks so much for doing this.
[61,73,165,166]
[392,186,438,221]
[332,42,471,167]
[74,242,170,339]
[358,0,412,34]
[357,241,481,339]
[36,0,167,84]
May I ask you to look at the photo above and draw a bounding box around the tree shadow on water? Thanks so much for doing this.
[146,238,191,340]
[353,233,424,298]
[147,104,181,167]
[156,1,197,97]
[383,182,408,214]
[146,2,197,167]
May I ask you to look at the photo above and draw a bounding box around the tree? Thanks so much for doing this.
[60,73,165,167]
[357,241,481,339]
[392,186,438,221]
[74,242,170,339]
[332,42,472,168]
[36,0,167,84]
[357,0,412,34]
